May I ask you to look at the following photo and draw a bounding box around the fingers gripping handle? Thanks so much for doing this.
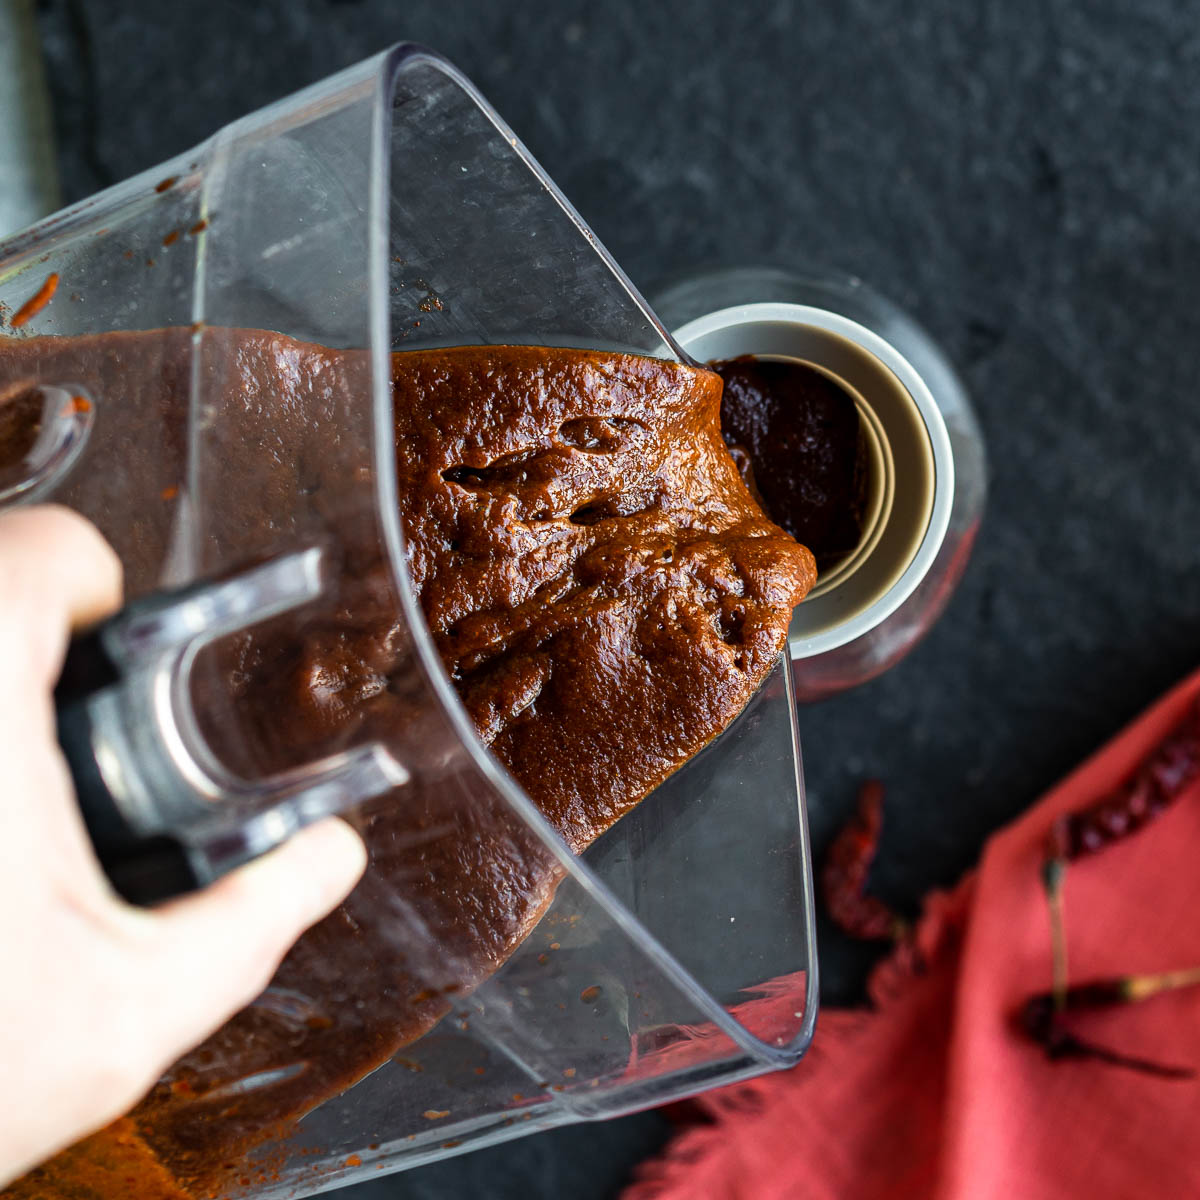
[54,550,408,905]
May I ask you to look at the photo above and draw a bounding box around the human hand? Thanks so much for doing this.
[0,506,367,1188]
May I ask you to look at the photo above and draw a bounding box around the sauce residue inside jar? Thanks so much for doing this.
[711,356,867,568]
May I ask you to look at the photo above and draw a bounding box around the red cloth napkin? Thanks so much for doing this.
[625,668,1200,1200]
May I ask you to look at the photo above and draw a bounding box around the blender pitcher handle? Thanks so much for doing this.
[57,677,203,904]
[54,549,408,905]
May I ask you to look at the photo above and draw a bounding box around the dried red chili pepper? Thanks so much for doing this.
[1018,966,1200,1079]
[1041,698,1200,1004]
[1046,698,1200,864]
[821,780,907,942]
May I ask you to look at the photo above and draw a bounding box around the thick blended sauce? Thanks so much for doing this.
[0,332,815,1199]
[713,356,865,566]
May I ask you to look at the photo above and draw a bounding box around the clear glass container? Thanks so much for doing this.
[653,268,987,702]
[0,47,816,1199]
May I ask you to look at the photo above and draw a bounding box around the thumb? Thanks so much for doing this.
[124,817,367,1067]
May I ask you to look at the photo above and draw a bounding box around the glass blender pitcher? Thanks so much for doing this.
[0,45,816,1199]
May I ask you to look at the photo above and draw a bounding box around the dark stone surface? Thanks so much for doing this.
[31,0,1200,1194]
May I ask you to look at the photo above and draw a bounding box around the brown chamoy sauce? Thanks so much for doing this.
[712,357,865,567]
[0,331,815,1200]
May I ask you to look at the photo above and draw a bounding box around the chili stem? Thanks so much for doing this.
[1122,964,1200,1003]
[1041,858,1068,1010]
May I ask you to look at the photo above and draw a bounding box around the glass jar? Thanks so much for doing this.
[653,267,987,702]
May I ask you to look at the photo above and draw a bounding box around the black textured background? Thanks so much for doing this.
[33,0,1200,1195]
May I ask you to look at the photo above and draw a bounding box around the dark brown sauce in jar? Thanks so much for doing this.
[712,356,867,568]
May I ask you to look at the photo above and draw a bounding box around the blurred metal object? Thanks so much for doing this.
[0,0,60,237]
